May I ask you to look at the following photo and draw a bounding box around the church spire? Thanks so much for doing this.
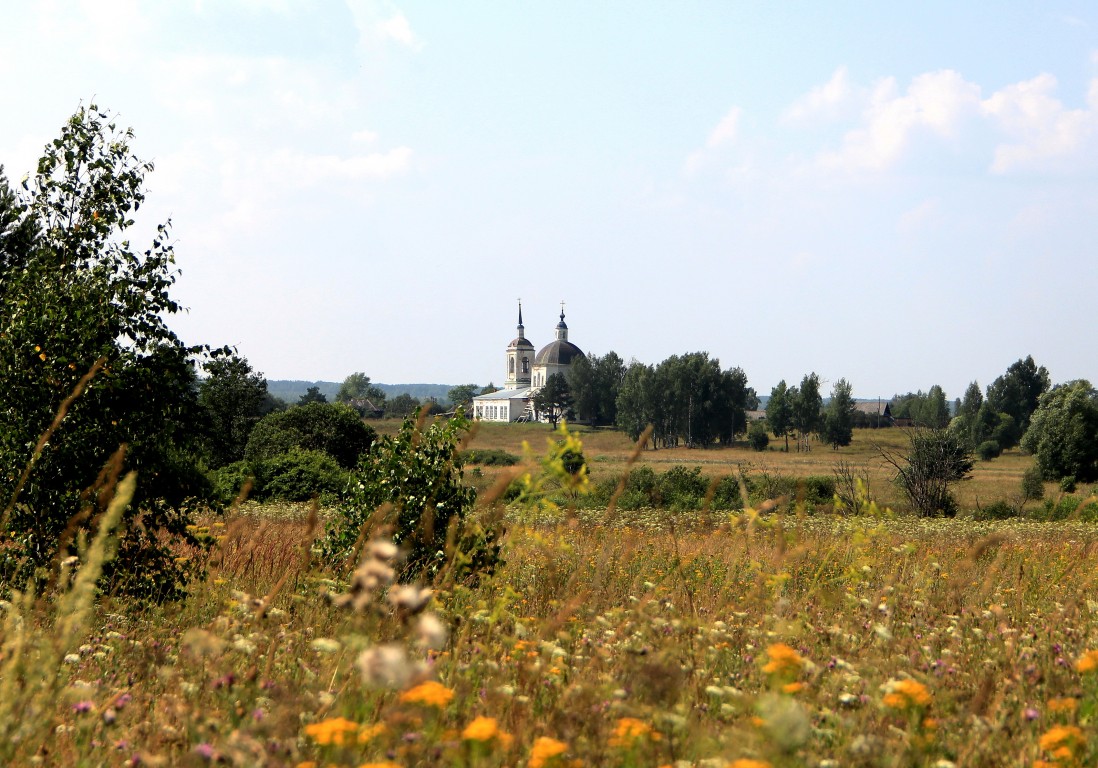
[516,299,525,339]
[555,300,568,341]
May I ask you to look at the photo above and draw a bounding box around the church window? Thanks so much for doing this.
[509,358,515,374]
[521,357,529,374]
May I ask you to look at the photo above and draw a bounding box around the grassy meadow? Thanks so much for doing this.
[7,424,1098,767]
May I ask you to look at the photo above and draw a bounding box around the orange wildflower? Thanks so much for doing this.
[399,680,455,708]
[1048,697,1078,713]
[730,761,773,768]
[882,679,932,710]
[304,717,360,745]
[609,717,655,747]
[1040,725,1085,753]
[782,682,804,694]
[529,736,568,768]
[462,716,500,742]
[358,723,388,743]
[1077,649,1098,673]
[761,643,803,675]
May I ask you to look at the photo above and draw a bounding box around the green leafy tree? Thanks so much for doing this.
[987,355,1050,442]
[615,361,655,443]
[199,352,274,468]
[298,386,328,405]
[822,378,856,449]
[534,373,574,427]
[447,384,481,408]
[879,428,974,517]
[337,372,386,408]
[792,373,823,451]
[324,409,477,575]
[1020,380,1098,482]
[0,105,209,598]
[244,402,376,469]
[385,393,421,418]
[748,422,770,452]
[767,380,794,451]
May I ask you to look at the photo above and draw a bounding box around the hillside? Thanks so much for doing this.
[265,380,454,405]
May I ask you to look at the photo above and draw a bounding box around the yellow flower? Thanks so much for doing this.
[358,763,402,768]
[730,761,773,768]
[462,716,500,742]
[882,679,932,710]
[529,736,568,768]
[1040,725,1085,753]
[399,680,455,708]
[609,717,654,748]
[1077,649,1098,673]
[304,717,360,745]
[762,643,804,675]
[782,682,804,694]
[1048,697,1078,713]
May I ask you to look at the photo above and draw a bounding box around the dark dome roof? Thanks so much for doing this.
[509,336,535,349]
[535,340,584,366]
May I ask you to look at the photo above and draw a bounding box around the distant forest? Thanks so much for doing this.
[266,380,454,405]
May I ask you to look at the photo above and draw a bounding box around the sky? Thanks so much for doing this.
[2,1,1096,401]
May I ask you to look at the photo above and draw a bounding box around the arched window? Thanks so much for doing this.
[509,358,515,373]
[521,357,529,374]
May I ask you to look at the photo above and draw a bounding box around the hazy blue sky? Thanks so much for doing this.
[2,2,1096,400]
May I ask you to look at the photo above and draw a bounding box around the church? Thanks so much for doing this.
[472,302,585,422]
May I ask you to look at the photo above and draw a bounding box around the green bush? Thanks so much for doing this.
[258,449,350,502]
[977,440,1002,461]
[712,475,746,510]
[324,409,476,576]
[747,423,769,452]
[974,500,1018,520]
[658,465,709,511]
[1061,476,1078,494]
[245,403,376,469]
[801,475,837,505]
[461,448,520,466]
[1021,465,1045,503]
[210,460,254,506]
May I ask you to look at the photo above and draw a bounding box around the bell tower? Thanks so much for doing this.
[505,300,534,390]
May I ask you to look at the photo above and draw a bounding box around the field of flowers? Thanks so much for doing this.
[6,431,1098,767]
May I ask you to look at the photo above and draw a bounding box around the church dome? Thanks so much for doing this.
[509,336,535,349]
[535,339,584,365]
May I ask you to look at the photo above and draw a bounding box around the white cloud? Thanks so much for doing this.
[897,197,941,234]
[345,0,423,52]
[783,66,852,123]
[684,106,742,173]
[819,70,981,172]
[981,74,1098,173]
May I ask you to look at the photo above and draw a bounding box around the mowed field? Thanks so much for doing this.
[12,420,1098,767]
[427,421,1042,515]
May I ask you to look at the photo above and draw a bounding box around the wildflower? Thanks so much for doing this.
[762,643,804,675]
[356,644,413,688]
[358,723,387,743]
[882,678,932,710]
[529,736,568,768]
[388,584,433,613]
[304,717,360,746]
[72,700,95,714]
[1048,697,1078,713]
[357,762,402,768]
[399,680,455,708]
[609,717,655,748]
[415,613,448,650]
[1077,649,1098,673]
[730,760,772,768]
[782,682,804,694]
[462,716,500,741]
[1039,725,1085,753]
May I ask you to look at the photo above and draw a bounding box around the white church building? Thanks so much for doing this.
[472,303,585,423]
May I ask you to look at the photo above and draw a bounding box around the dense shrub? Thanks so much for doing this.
[1060,476,1077,494]
[747,422,769,452]
[801,475,837,505]
[658,466,709,511]
[1021,465,1045,503]
[461,448,520,466]
[976,440,1002,461]
[210,460,253,505]
[324,410,476,576]
[257,449,350,502]
[245,403,376,469]
[974,500,1018,521]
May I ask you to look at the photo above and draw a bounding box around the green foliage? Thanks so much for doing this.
[447,384,481,408]
[336,372,386,410]
[244,403,376,469]
[747,422,770,452]
[879,428,974,517]
[210,460,253,506]
[1060,476,1078,494]
[324,409,476,575]
[256,448,350,503]
[892,386,951,429]
[298,386,328,405]
[1020,380,1098,482]
[987,355,1050,441]
[461,448,520,467]
[791,373,823,448]
[568,351,626,426]
[976,440,1001,461]
[199,352,274,468]
[384,392,421,418]
[822,378,855,449]
[766,380,793,450]
[0,105,207,599]
[534,372,574,427]
[974,500,1018,521]
[1021,465,1045,503]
